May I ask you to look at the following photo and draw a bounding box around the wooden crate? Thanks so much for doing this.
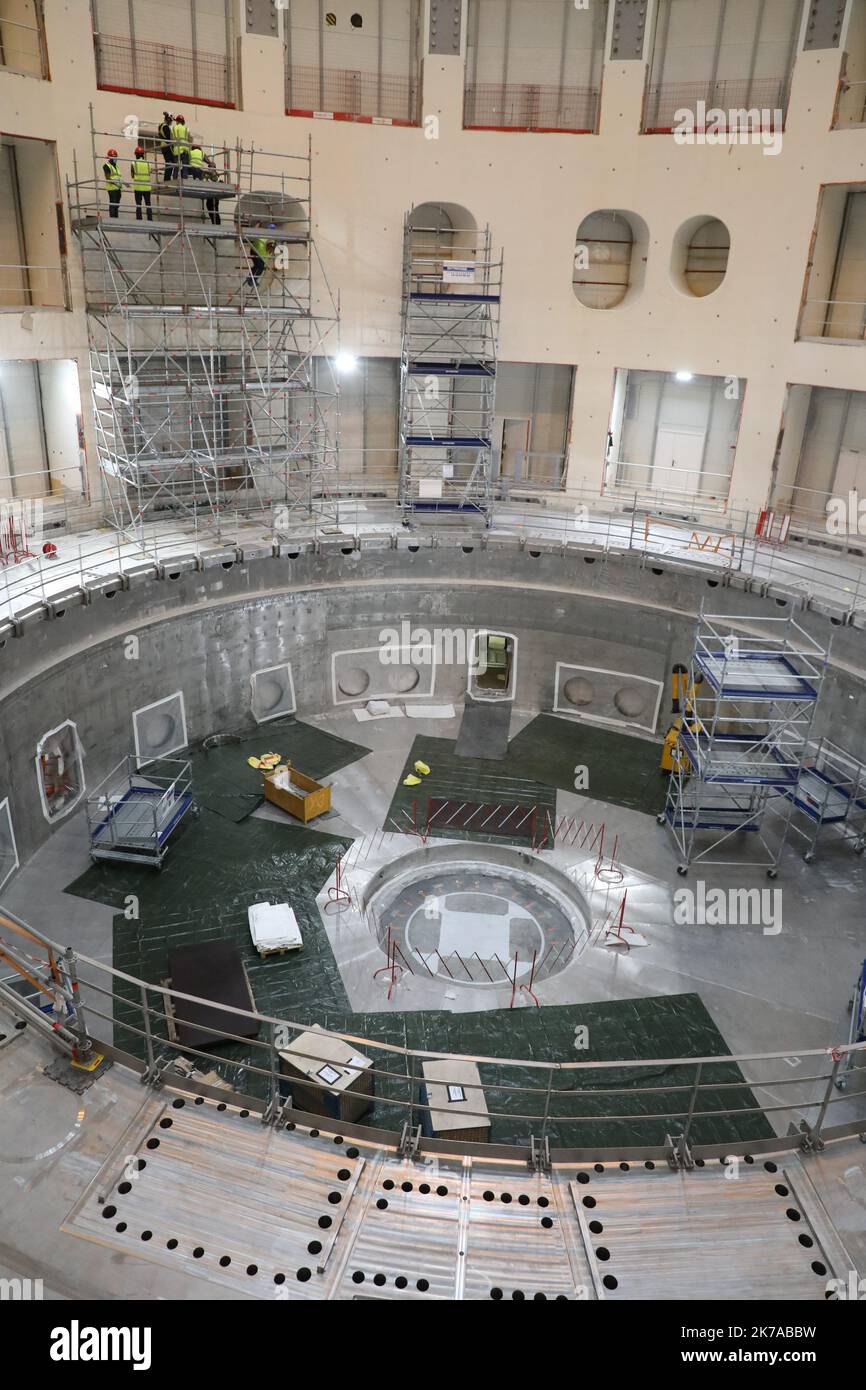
[263,764,330,823]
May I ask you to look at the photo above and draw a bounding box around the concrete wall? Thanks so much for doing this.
[0,545,862,867]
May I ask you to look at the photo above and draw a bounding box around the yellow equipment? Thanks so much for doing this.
[660,664,704,773]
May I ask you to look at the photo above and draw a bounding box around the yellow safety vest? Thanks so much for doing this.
[170,121,189,156]
[131,158,151,191]
[250,237,268,261]
[103,159,122,191]
[189,147,206,170]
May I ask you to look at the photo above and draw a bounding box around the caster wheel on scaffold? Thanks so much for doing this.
[677,865,688,877]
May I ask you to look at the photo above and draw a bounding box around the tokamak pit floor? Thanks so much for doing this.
[2,703,865,1145]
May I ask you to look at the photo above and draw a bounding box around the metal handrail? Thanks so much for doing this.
[0,917,861,1159]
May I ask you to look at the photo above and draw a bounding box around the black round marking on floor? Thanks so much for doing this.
[577,1172,590,1184]
[146,1139,159,1150]
[297,1268,312,1282]
[172,1098,185,1108]
[383,1179,395,1190]
[537,1196,550,1207]
[582,1195,596,1208]
[118,1182,132,1195]
[602,1274,618,1290]
[774,1184,789,1197]
[619,1162,629,1171]
[165,1238,177,1249]
[483,1190,494,1201]
[102,1206,116,1219]
[589,1220,603,1234]
[811,1262,827,1277]
[334,1136,344,1145]
[193,1247,205,1259]
[217,1103,227,1112]
[436,1186,448,1196]
[419,1183,430,1194]
[377,1199,389,1210]
[318,1215,332,1229]
[219,1256,231,1267]
[239,1110,250,1118]
[500,1192,512,1203]
[518,1194,530,1205]
[798,1234,814,1248]
[764,1161,778,1172]
[140,1231,153,1241]
[416,1278,429,1292]
[401,1182,413,1192]
[346,1147,359,1158]
[395,1276,408,1289]
[328,1191,342,1204]
[194,1096,204,1105]
[137,1159,146,1171]
[490,1288,503,1300]
[116,1223,127,1233]
[246,1264,258,1276]
[541,1217,554,1229]
[159,1118,172,1129]
[309,1129,319,1138]
[274,1273,285,1285]
[338,1169,351,1181]
[645,1161,655,1170]
[373,1273,386,1286]
[786,1208,802,1222]
[352,1271,365,1284]
[307,1241,322,1255]
[596,1247,611,1261]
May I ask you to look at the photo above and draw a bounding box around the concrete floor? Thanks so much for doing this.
[3,700,864,1137]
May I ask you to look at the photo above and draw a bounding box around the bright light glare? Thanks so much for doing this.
[334,352,358,374]
[674,370,694,383]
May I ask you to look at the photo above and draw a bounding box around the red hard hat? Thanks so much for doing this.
[176,114,185,122]
[135,146,145,156]
[107,148,118,157]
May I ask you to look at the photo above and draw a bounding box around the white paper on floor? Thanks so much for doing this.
[405,704,456,719]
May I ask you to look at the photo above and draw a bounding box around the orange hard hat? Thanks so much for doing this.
[107,148,118,157]
[134,146,145,156]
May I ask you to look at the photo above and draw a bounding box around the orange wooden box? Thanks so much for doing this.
[262,764,330,824]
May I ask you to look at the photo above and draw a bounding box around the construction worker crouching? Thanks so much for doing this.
[244,224,275,289]
[170,113,190,178]
[158,111,175,181]
[131,147,153,222]
[103,149,122,218]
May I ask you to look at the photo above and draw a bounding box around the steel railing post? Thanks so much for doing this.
[805,1054,842,1150]
[681,1061,702,1147]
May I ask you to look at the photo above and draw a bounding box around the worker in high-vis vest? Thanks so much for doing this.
[188,144,206,178]
[102,149,122,218]
[202,152,221,226]
[244,225,273,289]
[130,147,153,222]
[158,111,175,181]
[170,114,190,177]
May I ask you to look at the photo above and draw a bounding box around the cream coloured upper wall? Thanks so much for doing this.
[0,0,863,511]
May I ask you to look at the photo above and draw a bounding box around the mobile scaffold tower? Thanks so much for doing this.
[660,608,829,877]
[397,209,502,524]
[68,112,340,538]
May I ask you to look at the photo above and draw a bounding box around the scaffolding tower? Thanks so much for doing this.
[397,210,502,523]
[68,112,341,537]
[661,608,829,877]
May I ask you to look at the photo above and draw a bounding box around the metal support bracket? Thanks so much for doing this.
[530,1134,551,1174]
[398,1121,422,1160]
[665,1132,695,1170]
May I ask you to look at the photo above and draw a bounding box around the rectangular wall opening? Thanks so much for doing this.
[0,135,67,311]
[605,368,744,505]
[0,0,48,77]
[800,185,866,342]
[643,0,803,133]
[772,383,866,529]
[464,0,608,133]
[285,0,422,125]
[90,0,235,107]
[0,359,87,507]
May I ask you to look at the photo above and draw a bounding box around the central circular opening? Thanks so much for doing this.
[364,846,589,988]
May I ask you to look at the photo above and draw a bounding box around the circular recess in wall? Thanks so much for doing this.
[338,667,370,698]
[387,666,421,694]
[255,677,285,713]
[671,216,730,298]
[613,685,647,719]
[563,676,595,707]
[143,712,176,749]
[573,210,648,309]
